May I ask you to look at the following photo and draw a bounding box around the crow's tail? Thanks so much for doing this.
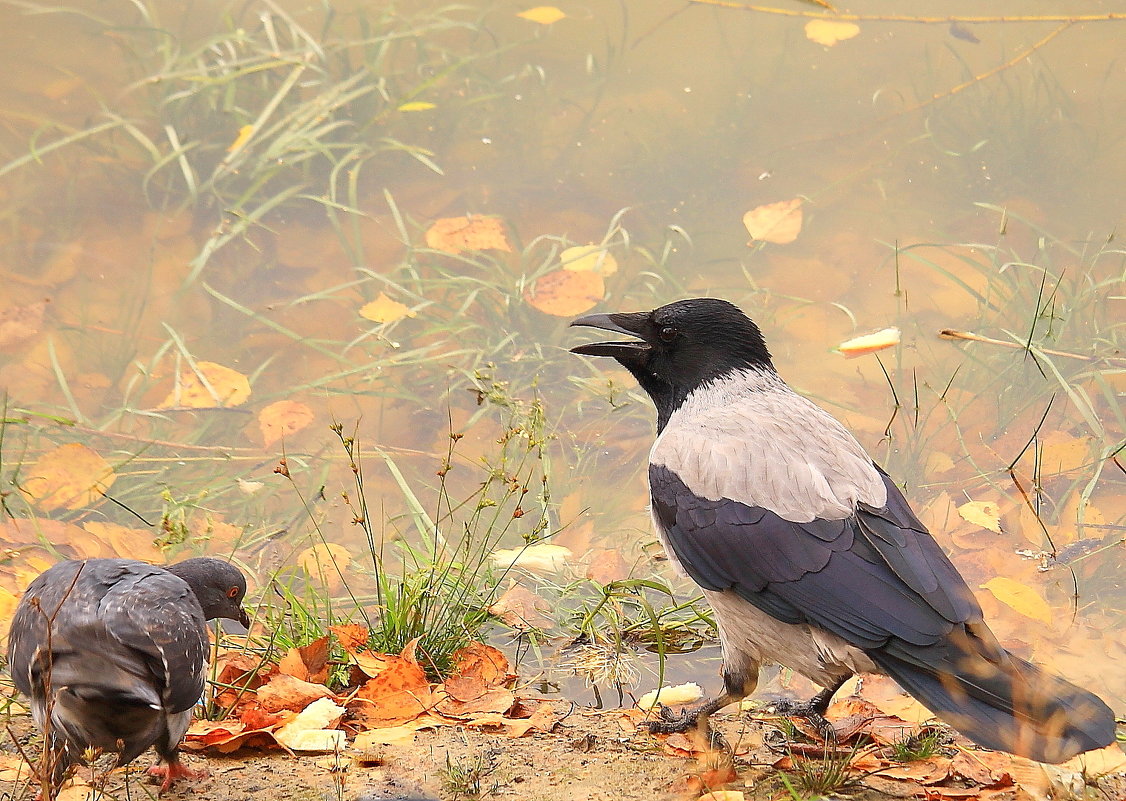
[872,637,1115,763]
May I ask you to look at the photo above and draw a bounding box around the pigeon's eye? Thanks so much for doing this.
[226,586,240,599]
[659,325,678,343]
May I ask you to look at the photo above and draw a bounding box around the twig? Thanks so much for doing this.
[686,2,1126,24]
[939,328,1126,364]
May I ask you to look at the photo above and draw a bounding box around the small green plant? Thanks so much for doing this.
[888,727,946,762]
[441,751,498,800]
[778,741,862,800]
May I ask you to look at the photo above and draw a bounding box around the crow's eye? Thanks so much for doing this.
[659,326,678,343]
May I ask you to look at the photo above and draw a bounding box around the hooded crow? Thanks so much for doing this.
[571,297,1116,763]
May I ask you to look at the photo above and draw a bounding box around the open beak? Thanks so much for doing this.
[569,311,652,359]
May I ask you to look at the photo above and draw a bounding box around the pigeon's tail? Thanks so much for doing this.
[872,634,1116,764]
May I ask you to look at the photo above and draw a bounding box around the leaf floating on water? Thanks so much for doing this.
[158,361,251,408]
[492,542,573,573]
[804,19,860,46]
[958,500,1002,533]
[227,124,255,153]
[742,198,803,244]
[259,399,315,447]
[981,576,1052,624]
[23,443,116,511]
[837,326,901,358]
[424,214,514,254]
[359,292,415,323]
[525,269,604,316]
[517,5,566,24]
[560,244,618,275]
[397,101,436,112]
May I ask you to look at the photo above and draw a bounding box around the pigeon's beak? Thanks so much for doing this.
[237,607,251,628]
[570,311,652,359]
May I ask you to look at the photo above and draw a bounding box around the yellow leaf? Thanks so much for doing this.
[424,215,514,254]
[836,327,900,358]
[359,292,415,324]
[158,361,251,408]
[742,198,803,244]
[560,245,618,276]
[804,19,860,46]
[259,400,315,447]
[525,269,604,316]
[958,500,1002,533]
[298,542,352,580]
[274,697,346,752]
[227,124,255,153]
[22,443,116,511]
[1039,432,1094,475]
[981,576,1052,624]
[517,6,566,24]
[397,101,436,112]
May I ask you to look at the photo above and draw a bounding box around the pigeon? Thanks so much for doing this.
[7,557,250,791]
[571,297,1116,763]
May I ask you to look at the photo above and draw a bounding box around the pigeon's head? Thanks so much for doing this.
[571,298,773,424]
[167,558,251,628]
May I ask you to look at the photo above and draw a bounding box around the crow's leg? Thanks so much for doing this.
[644,668,757,748]
[770,676,848,739]
[147,754,204,792]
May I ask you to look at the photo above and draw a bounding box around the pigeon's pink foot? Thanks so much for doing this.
[148,758,206,792]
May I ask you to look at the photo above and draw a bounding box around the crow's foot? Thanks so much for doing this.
[643,700,730,750]
[769,698,837,742]
[148,758,206,792]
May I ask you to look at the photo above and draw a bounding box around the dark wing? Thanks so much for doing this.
[100,569,209,713]
[649,462,983,650]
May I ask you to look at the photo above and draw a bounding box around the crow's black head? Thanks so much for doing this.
[571,298,773,427]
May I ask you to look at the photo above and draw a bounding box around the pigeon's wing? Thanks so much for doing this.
[99,569,210,714]
[648,463,983,650]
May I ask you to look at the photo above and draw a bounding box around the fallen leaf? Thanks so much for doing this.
[959,500,1003,533]
[397,101,436,112]
[434,684,516,718]
[700,792,744,801]
[228,124,255,152]
[424,215,513,254]
[329,623,371,654]
[352,640,434,726]
[297,542,351,583]
[805,19,860,46]
[517,5,566,24]
[158,361,251,408]
[183,719,277,753]
[981,576,1052,624]
[742,198,803,244]
[492,542,573,573]
[524,269,604,316]
[359,292,416,324]
[22,443,116,511]
[258,399,315,446]
[1061,742,1126,776]
[637,682,703,710]
[503,701,558,737]
[352,726,417,748]
[487,582,556,630]
[1039,432,1094,475]
[257,673,336,713]
[81,521,164,562]
[837,327,901,358]
[560,245,618,275]
[584,548,631,584]
[0,300,47,347]
[449,642,512,685]
[278,636,331,684]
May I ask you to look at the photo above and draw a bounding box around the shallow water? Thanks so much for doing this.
[0,0,1123,711]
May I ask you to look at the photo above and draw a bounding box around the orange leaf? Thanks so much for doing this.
[351,640,434,726]
[358,292,416,324]
[524,269,604,316]
[22,443,116,511]
[329,623,371,654]
[981,576,1052,624]
[449,641,512,686]
[278,636,331,683]
[257,673,335,714]
[424,215,513,254]
[258,399,314,447]
[158,361,250,408]
[487,583,555,630]
[516,5,566,24]
[742,198,803,244]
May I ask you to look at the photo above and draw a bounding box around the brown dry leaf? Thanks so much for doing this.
[959,500,1003,534]
[329,623,371,654]
[358,292,416,324]
[859,675,936,724]
[584,547,631,584]
[981,576,1052,624]
[434,684,516,718]
[297,542,351,584]
[516,5,566,24]
[743,198,803,244]
[524,269,604,317]
[158,361,251,408]
[449,641,512,685]
[560,245,618,275]
[351,640,434,726]
[805,19,860,46]
[182,719,277,753]
[258,399,314,447]
[257,673,336,713]
[488,582,555,630]
[278,636,331,684]
[502,701,558,738]
[0,300,47,347]
[1060,742,1126,776]
[492,542,573,573]
[837,327,901,358]
[424,215,513,254]
[352,726,417,748]
[22,443,116,511]
[874,756,951,784]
